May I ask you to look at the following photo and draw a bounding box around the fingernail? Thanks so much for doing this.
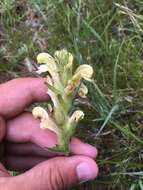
[76,162,97,183]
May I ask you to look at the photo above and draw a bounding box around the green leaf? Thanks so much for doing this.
[48,83,62,96]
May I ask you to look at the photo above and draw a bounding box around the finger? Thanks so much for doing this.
[6,112,57,148]
[5,142,61,158]
[0,163,10,177]
[5,139,97,159]
[0,117,10,177]
[0,78,49,119]
[0,116,6,142]
[4,155,46,171]
[6,112,97,158]
[4,156,98,190]
[70,138,98,158]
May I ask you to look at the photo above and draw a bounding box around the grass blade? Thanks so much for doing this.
[113,39,125,102]
[82,20,105,48]
[96,104,118,136]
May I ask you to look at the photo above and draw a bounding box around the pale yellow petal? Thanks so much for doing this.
[37,53,57,75]
[32,107,48,119]
[69,110,84,123]
[78,83,88,98]
[40,118,59,135]
[75,64,93,81]
[64,73,81,95]
[36,64,48,74]
[37,53,55,65]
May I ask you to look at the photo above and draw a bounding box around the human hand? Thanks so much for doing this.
[0,78,98,190]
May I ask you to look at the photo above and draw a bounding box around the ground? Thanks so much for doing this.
[0,0,143,189]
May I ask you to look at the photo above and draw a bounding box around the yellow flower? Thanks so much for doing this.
[75,64,93,81]
[78,83,88,98]
[69,110,84,123]
[32,106,59,135]
[37,53,55,65]
[37,53,63,91]
[36,53,57,74]
[64,73,81,95]
[64,64,93,95]
[39,118,59,135]
[32,106,48,119]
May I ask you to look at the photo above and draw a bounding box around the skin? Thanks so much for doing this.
[0,77,98,190]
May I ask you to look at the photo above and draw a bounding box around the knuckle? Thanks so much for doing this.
[48,163,66,190]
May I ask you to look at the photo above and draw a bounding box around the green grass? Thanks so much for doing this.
[0,0,143,189]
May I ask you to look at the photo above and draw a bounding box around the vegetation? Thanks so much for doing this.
[0,0,143,189]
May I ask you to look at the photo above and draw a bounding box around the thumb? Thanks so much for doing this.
[0,116,10,177]
[7,156,98,190]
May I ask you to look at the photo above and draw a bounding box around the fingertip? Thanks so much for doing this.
[75,157,99,182]
[29,77,49,101]
[70,138,98,159]
[66,155,98,183]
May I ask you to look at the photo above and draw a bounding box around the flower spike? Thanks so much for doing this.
[32,49,94,154]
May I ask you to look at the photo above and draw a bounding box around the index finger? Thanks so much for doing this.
[0,77,49,119]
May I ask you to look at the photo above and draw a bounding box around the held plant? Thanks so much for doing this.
[32,49,93,154]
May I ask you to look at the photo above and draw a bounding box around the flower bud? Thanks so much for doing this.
[69,110,84,123]
[54,49,73,69]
